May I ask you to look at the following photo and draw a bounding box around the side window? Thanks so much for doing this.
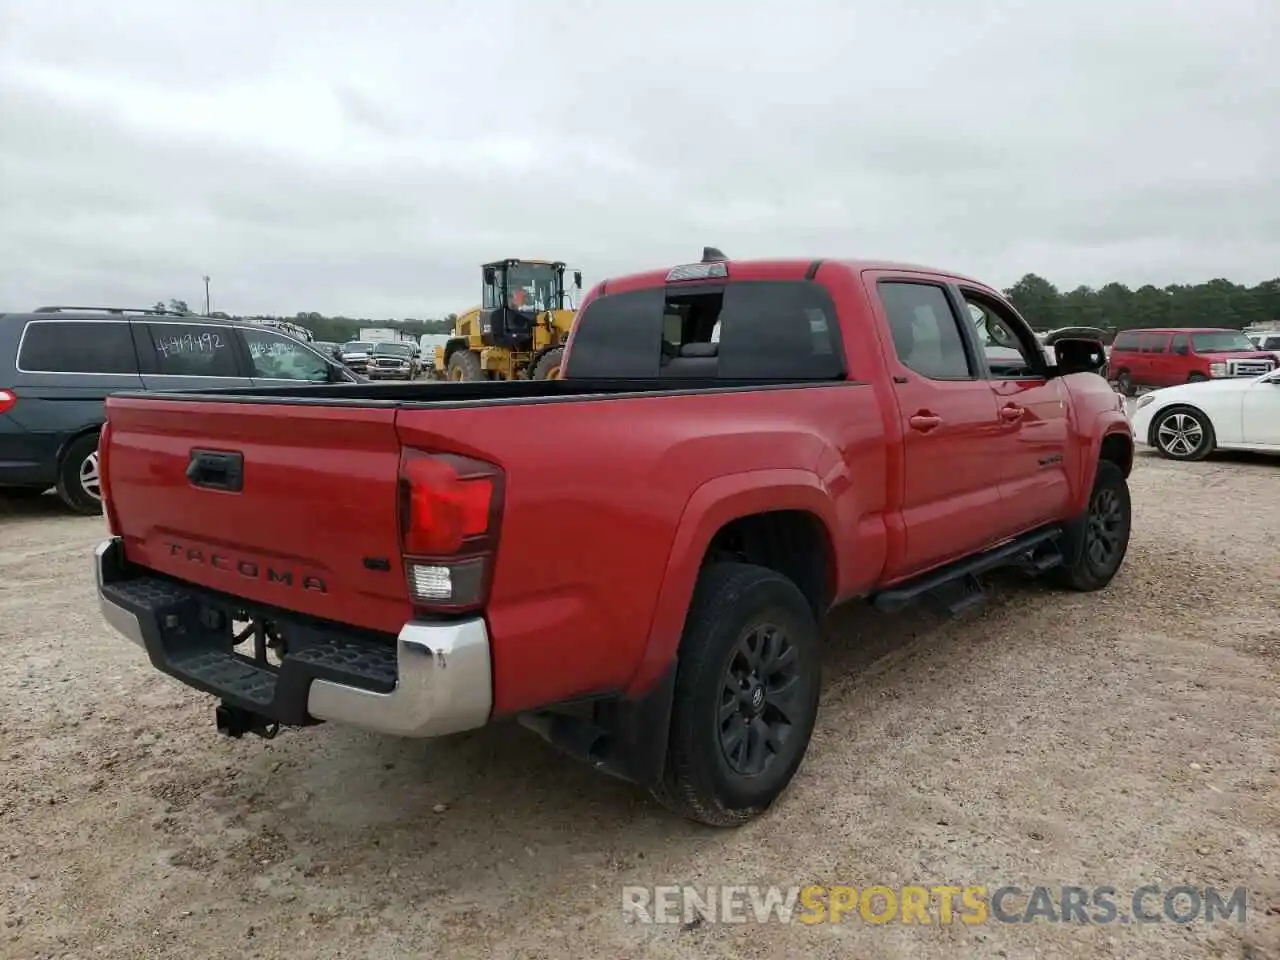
[960,292,1043,378]
[1112,332,1138,352]
[878,282,974,379]
[17,321,138,374]
[241,329,329,381]
[1145,334,1167,354]
[715,282,843,379]
[1171,334,1190,355]
[143,323,240,376]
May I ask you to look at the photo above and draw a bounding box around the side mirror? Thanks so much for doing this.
[483,267,496,285]
[573,271,582,289]
[1052,338,1107,377]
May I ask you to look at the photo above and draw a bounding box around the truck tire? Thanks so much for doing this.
[55,433,103,515]
[447,350,483,381]
[653,562,822,827]
[531,346,565,380]
[1050,459,1130,592]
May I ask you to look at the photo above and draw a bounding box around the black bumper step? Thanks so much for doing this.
[100,573,398,725]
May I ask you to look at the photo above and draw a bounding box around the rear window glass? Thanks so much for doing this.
[565,281,845,380]
[1112,332,1139,351]
[18,320,138,374]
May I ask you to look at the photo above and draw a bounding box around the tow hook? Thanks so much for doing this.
[215,702,280,740]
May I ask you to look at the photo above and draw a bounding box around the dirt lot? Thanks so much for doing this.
[1,450,1277,960]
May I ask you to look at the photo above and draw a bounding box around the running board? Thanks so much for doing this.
[871,528,1064,615]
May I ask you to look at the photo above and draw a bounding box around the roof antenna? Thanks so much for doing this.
[701,246,727,263]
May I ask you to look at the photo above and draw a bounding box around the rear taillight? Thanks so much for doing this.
[0,388,16,415]
[398,450,503,612]
[98,421,121,535]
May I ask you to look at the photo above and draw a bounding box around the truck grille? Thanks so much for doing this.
[375,358,402,367]
[1232,359,1274,377]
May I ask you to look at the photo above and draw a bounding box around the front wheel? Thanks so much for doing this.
[531,346,565,380]
[1152,406,1215,461]
[1051,459,1131,591]
[1114,371,1135,396]
[652,562,822,827]
[1187,372,1208,383]
[447,349,484,381]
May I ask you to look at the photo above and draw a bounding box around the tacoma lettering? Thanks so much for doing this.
[162,542,327,594]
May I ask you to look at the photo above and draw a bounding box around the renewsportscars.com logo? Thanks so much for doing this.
[622,884,1250,926]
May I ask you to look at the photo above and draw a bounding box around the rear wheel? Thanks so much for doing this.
[531,346,565,380]
[652,562,821,827]
[1051,459,1131,591]
[55,433,103,515]
[447,349,483,381]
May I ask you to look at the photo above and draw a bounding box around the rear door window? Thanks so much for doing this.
[877,282,976,379]
[140,323,241,377]
[17,320,139,374]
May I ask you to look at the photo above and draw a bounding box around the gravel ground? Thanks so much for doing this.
[1,450,1277,960]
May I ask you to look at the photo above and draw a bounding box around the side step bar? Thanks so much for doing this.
[871,527,1064,615]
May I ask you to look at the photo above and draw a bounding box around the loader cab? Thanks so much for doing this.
[479,259,573,349]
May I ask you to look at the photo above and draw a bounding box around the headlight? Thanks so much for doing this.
[1209,362,1227,377]
[1136,394,1155,410]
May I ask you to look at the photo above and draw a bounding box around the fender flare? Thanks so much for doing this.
[622,468,839,698]
[1072,420,1134,515]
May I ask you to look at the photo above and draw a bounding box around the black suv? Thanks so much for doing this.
[0,307,356,514]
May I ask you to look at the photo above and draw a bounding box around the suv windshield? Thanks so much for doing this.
[1191,331,1255,353]
[343,341,373,353]
[372,343,412,356]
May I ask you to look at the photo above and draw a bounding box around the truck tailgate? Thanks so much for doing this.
[105,396,409,634]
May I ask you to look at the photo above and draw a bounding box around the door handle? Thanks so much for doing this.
[908,413,943,432]
[1000,405,1025,421]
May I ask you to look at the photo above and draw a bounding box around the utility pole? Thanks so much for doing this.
[203,275,211,315]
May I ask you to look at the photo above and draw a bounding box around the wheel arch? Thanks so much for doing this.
[624,470,839,700]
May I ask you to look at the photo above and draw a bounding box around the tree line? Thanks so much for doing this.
[1003,275,1280,336]
[155,272,1280,344]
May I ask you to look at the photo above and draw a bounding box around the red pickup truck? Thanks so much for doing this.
[95,252,1133,826]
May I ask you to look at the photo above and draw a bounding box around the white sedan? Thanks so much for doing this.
[1130,368,1280,460]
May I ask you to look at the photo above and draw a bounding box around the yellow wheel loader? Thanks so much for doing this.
[435,259,582,381]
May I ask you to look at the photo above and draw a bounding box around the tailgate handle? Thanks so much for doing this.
[187,449,244,492]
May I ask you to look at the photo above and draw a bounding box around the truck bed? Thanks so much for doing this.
[106,376,817,407]
[101,375,880,714]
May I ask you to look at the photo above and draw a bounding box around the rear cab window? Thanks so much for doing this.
[564,280,846,380]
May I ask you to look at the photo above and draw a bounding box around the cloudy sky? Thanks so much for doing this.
[1,0,1277,319]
